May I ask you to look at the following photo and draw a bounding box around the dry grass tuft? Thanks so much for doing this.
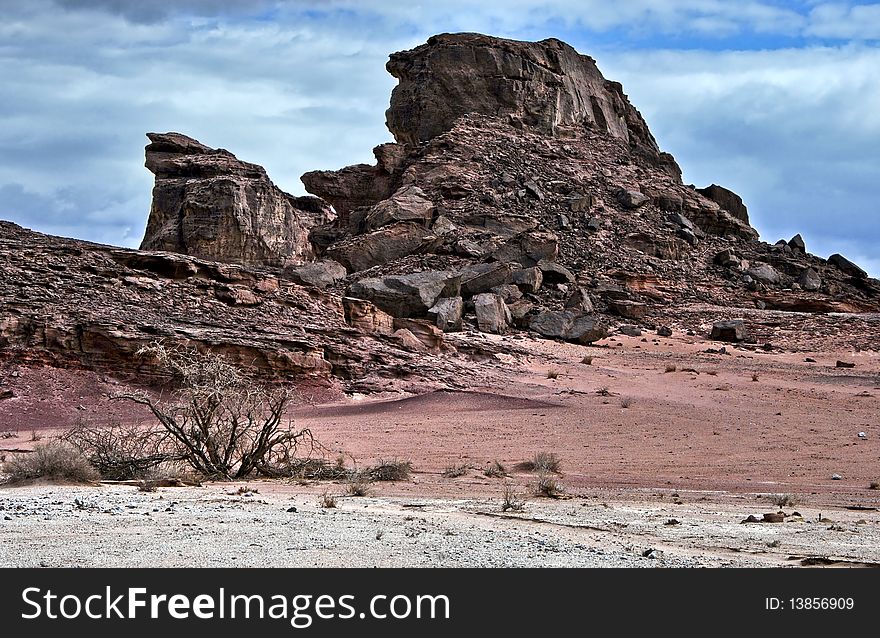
[532,472,564,498]
[546,370,559,379]
[664,364,677,373]
[442,464,469,478]
[319,492,338,508]
[4,442,98,485]
[484,461,508,478]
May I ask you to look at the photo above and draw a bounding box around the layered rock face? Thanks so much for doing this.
[141,132,333,267]
[385,33,681,179]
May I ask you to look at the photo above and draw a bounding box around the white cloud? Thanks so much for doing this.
[807,2,880,39]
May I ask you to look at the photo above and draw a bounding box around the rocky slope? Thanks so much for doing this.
[0,221,489,393]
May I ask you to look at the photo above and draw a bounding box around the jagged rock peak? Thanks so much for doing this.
[385,33,681,179]
[141,132,333,268]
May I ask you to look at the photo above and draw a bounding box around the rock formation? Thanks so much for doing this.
[141,132,333,267]
[384,33,681,179]
[2,32,879,407]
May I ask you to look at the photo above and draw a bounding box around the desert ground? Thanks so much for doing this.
[2,316,879,567]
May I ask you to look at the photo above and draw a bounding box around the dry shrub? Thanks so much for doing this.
[364,459,412,482]
[517,452,561,474]
[61,418,176,480]
[484,461,508,478]
[116,342,316,480]
[501,483,526,512]
[442,464,469,478]
[751,373,760,382]
[581,356,594,365]
[346,479,371,497]
[620,396,633,409]
[869,481,879,490]
[533,472,564,498]
[319,492,337,508]
[5,442,98,485]
[769,493,802,508]
[664,364,677,373]
[546,370,559,379]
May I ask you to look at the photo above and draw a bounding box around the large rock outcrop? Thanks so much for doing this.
[385,33,681,179]
[141,132,333,267]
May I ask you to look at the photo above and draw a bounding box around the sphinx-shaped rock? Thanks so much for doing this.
[141,132,333,267]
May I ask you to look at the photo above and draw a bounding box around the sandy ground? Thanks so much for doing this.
[1,325,879,567]
[2,483,879,568]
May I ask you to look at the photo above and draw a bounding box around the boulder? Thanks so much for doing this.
[141,132,333,267]
[607,300,648,320]
[747,263,782,285]
[491,284,523,303]
[327,223,427,272]
[342,297,394,335]
[619,325,642,337]
[283,259,347,288]
[657,326,673,337]
[473,293,511,333]
[710,320,748,343]
[617,189,649,209]
[427,296,464,332]
[512,267,543,293]
[829,254,867,279]
[460,262,513,297]
[301,142,406,226]
[364,185,435,231]
[507,299,535,328]
[696,184,749,224]
[392,318,444,353]
[529,310,606,344]
[798,268,822,292]
[492,230,559,267]
[714,249,740,269]
[348,270,460,317]
[788,233,806,254]
[537,259,576,284]
[564,287,594,312]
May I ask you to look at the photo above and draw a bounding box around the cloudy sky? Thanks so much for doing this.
[2,0,878,275]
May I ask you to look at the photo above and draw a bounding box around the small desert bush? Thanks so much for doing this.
[581,356,593,365]
[501,483,526,512]
[518,452,561,474]
[442,464,469,478]
[364,459,412,482]
[346,479,371,497]
[769,493,801,508]
[5,442,98,485]
[664,364,677,373]
[596,386,612,397]
[546,370,559,379]
[484,461,508,478]
[869,481,879,491]
[620,396,634,408]
[30,430,42,442]
[319,492,337,508]
[751,373,760,382]
[532,472,563,498]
